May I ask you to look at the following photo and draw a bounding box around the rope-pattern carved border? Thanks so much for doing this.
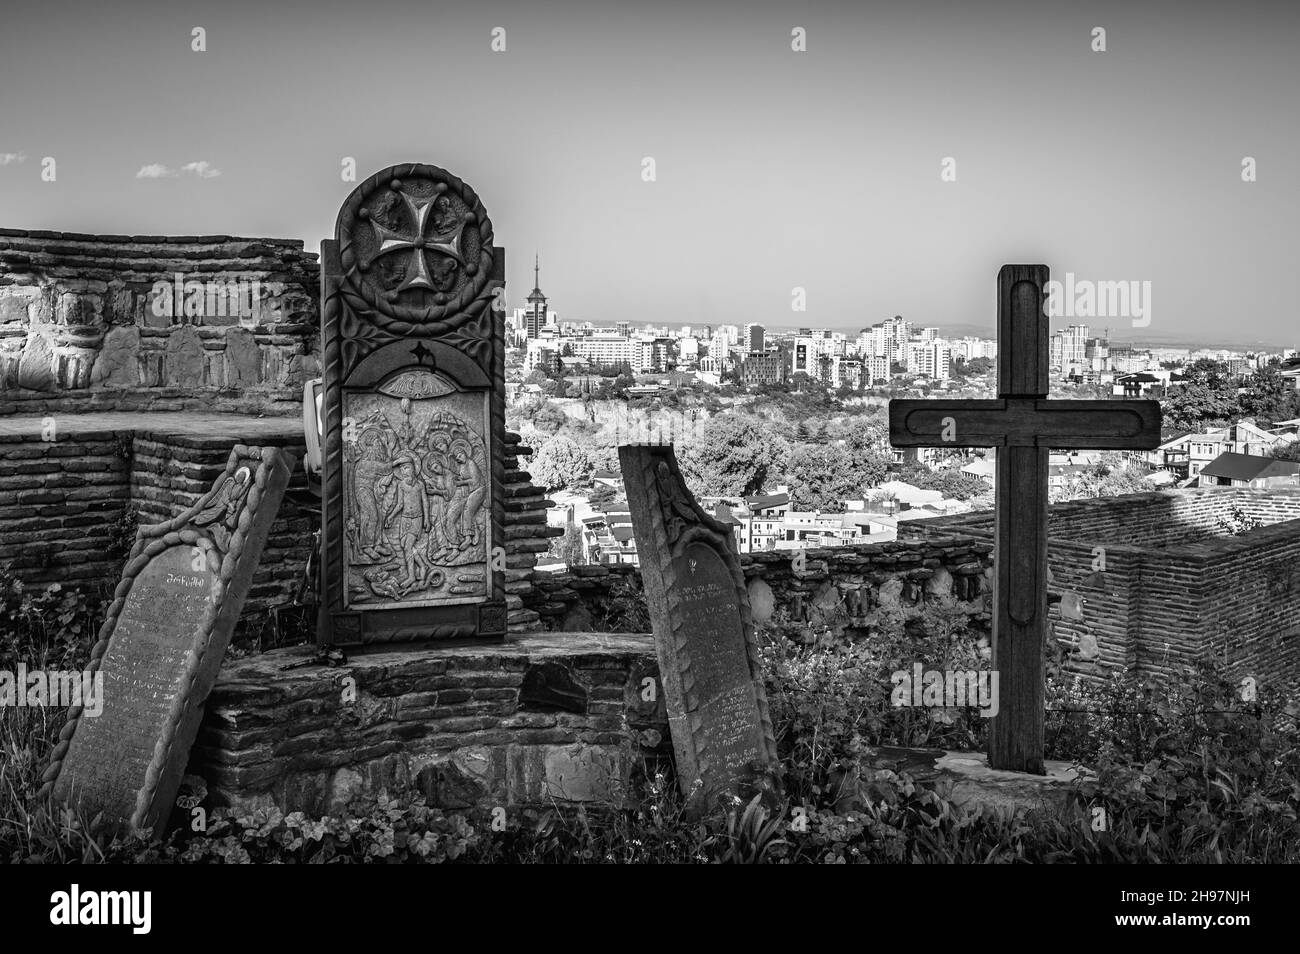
[487,281,507,629]
[348,622,478,643]
[623,445,779,796]
[320,257,346,644]
[337,161,495,331]
[337,280,500,380]
[39,445,289,833]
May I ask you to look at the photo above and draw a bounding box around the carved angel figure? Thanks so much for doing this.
[193,465,252,551]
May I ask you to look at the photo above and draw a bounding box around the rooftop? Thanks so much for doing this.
[1200,452,1300,482]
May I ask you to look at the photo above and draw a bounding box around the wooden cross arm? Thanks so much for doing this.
[888,398,1162,449]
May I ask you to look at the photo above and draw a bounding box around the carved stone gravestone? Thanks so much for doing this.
[40,445,294,835]
[619,443,780,802]
[319,162,507,645]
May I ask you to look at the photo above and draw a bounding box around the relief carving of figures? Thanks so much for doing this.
[350,412,395,561]
[342,381,489,606]
[192,465,252,551]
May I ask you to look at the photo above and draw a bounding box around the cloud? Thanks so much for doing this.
[135,160,222,180]
[180,160,221,179]
[0,153,26,166]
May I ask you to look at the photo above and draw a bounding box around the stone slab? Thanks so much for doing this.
[864,746,1090,815]
[619,442,779,803]
[40,444,295,835]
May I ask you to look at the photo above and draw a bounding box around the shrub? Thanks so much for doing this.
[0,565,103,672]
[2,571,1296,863]
[588,572,651,633]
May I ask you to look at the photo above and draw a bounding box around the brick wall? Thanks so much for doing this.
[127,428,313,616]
[946,487,1300,549]
[1186,521,1300,686]
[193,633,668,814]
[5,398,1297,694]
[900,488,1300,687]
[520,488,1300,693]
[0,229,319,416]
[0,415,558,633]
[0,430,132,589]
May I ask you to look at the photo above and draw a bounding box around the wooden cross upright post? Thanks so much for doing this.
[888,265,1162,773]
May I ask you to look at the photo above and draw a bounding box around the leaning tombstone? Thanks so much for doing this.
[39,445,294,837]
[318,161,507,645]
[618,442,780,804]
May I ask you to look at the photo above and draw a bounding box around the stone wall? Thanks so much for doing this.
[899,489,1300,686]
[0,413,558,634]
[0,415,309,616]
[500,434,564,632]
[128,427,313,618]
[8,403,1295,692]
[192,633,667,815]
[0,427,132,589]
[1181,517,1300,686]
[526,537,996,640]
[1006,488,1300,549]
[0,229,319,416]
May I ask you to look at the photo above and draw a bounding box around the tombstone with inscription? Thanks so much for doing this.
[619,443,780,802]
[319,162,507,646]
[40,445,294,836]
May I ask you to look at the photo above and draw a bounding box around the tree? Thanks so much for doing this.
[516,401,568,433]
[1270,439,1300,462]
[783,443,866,510]
[1165,382,1237,431]
[529,436,594,492]
[612,372,636,397]
[827,407,889,451]
[546,522,585,566]
[582,437,619,475]
[1164,360,1237,431]
[1186,357,1233,384]
[678,416,786,497]
[1238,361,1300,428]
[964,356,994,376]
[1050,455,1151,503]
[892,465,988,500]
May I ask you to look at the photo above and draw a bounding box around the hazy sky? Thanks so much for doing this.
[1,0,1296,345]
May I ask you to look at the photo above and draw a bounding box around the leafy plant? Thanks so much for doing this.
[589,572,651,633]
[107,506,140,560]
[1215,504,1264,536]
[0,564,102,672]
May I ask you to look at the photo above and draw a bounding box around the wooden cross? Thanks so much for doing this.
[888,265,1162,773]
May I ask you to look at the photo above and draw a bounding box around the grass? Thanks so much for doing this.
[2,580,1298,863]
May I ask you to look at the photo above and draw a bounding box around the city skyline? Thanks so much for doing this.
[513,311,1298,352]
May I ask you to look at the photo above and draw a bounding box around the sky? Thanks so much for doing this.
[0,0,1296,346]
